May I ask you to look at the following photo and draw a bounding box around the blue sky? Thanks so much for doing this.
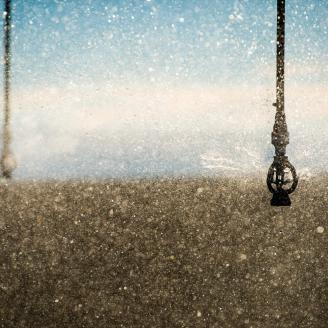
[9,0,328,86]
[1,0,328,179]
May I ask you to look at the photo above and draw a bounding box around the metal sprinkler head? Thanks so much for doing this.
[267,0,298,206]
[267,156,298,206]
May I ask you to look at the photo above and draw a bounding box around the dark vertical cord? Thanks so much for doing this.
[1,0,14,178]
[272,0,288,157]
[276,0,285,113]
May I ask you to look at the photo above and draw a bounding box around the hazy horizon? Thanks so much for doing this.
[1,0,327,179]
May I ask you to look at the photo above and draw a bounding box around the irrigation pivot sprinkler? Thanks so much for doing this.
[1,0,16,179]
[267,0,298,206]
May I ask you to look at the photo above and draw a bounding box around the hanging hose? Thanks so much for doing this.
[1,0,16,179]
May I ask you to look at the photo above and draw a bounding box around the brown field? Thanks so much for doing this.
[0,177,327,327]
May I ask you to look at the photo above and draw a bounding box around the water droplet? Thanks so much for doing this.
[317,226,324,234]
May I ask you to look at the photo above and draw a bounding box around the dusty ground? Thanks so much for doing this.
[0,177,327,328]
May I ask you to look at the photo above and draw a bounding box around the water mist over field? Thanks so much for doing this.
[9,82,328,180]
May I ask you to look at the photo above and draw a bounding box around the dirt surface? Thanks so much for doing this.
[0,177,327,327]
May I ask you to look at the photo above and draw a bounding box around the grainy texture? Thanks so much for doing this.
[0,178,327,328]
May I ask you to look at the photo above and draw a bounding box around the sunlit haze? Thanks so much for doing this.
[3,0,328,179]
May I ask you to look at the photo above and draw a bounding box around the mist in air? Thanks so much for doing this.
[2,0,328,179]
